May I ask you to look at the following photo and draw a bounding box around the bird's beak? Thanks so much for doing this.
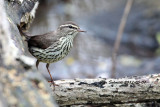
[78,29,86,32]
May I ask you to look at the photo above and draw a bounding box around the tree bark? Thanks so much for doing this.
[0,0,58,107]
[52,73,160,106]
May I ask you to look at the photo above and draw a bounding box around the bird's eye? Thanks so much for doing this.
[69,26,73,29]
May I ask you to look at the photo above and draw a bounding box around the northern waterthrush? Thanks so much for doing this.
[18,21,85,85]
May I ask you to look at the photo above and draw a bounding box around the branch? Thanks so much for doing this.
[52,73,160,106]
[111,0,134,78]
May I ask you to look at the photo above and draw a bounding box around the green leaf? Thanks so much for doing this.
[156,32,160,45]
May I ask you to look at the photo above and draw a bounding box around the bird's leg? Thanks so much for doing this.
[46,63,53,82]
[46,63,58,86]
[36,60,39,69]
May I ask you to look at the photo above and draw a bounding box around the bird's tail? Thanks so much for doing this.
[17,25,31,41]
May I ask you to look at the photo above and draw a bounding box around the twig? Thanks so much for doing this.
[111,0,134,78]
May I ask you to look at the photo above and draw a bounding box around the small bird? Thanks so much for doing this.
[18,21,85,85]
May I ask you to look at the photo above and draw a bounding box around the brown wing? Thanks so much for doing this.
[28,31,58,49]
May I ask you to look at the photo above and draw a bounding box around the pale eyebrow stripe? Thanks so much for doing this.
[60,24,79,29]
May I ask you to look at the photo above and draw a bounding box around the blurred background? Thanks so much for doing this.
[27,0,160,80]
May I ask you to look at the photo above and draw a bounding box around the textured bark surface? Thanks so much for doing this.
[52,74,160,106]
[0,0,58,107]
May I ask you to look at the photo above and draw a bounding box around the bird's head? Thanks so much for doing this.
[58,21,86,37]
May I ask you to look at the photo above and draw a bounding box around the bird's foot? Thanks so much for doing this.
[48,80,59,87]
